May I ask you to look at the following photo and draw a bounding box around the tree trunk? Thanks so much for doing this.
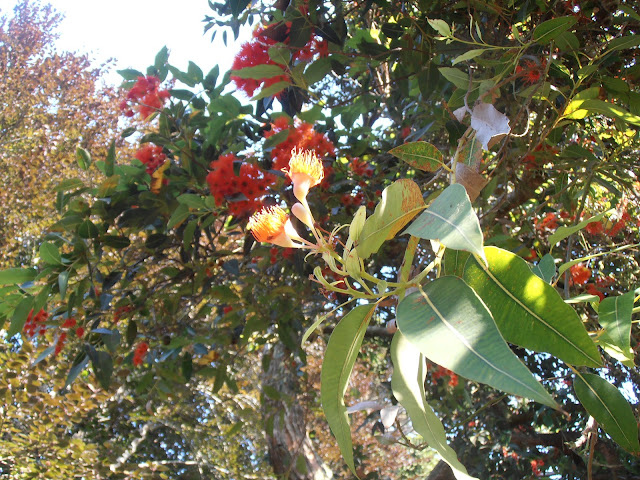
[262,341,333,480]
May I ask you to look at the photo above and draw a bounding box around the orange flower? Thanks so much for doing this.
[247,206,307,248]
[570,264,591,285]
[284,149,324,202]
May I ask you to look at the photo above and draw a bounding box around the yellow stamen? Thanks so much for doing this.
[247,206,288,243]
[284,148,324,202]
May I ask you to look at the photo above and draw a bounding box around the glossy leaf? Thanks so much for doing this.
[0,268,38,286]
[564,99,640,126]
[321,304,377,476]
[39,242,62,265]
[598,291,635,366]
[388,141,446,171]
[397,277,557,408]
[442,249,470,277]
[463,247,602,367]
[438,67,469,89]
[406,184,485,261]
[452,49,488,65]
[356,179,424,259]
[574,372,640,453]
[391,332,477,480]
[533,16,577,44]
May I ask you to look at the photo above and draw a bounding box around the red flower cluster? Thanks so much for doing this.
[23,308,48,337]
[585,220,605,235]
[431,364,459,387]
[76,327,85,338]
[54,332,67,356]
[569,264,591,285]
[231,25,328,98]
[607,210,631,236]
[120,75,170,119]
[516,59,544,85]
[206,153,275,217]
[349,157,374,177]
[535,212,558,232]
[264,117,335,176]
[586,283,605,301]
[135,144,166,175]
[133,342,149,366]
[530,459,545,476]
[61,317,76,329]
[114,305,133,323]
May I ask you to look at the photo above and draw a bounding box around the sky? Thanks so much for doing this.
[1,0,252,86]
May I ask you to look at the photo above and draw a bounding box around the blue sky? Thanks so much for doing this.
[2,0,251,86]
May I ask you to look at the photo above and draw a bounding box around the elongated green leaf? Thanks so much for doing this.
[397,277,557,408]
[598,291,635,366]
[58,271,69,299]
[463,247,602,367]
[8,296,34,338]
[268,44,291,65]
[605,35,640,53]
[76,147,91,170]
[438,67,469,89]
[388,141,445,171]
[574,372,640,453]
[90,350,113,390]
[105,140,116,177]
[232,64,287,79]
[428,18,451,37]
[0,268,38,285]
[406,184,485,261]
[65,354,89,388]
[356,179,424,259]
[530,253,556,283]
[391,332,477,480]
[39,242,62,265]
[548,211,610,249]
[452,49,488,65]
[33,345,55,366]
[321,304,377,476]
[564,99,640,126]
[251,81,291,101]
[533,16,577,44]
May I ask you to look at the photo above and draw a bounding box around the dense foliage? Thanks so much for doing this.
[1,0,640,479]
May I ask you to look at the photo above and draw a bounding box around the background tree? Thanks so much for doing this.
[1,0,640,479]
[0,0,124,267]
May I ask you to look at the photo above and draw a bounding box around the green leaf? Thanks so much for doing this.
[574,372,640,453]
[105,140,116,177]
[463,247,602,367]
[428,18,451,37]
[391,332,477,480]
[442,249,470,278]
[39,242,62,265]
[90,350,113,390]
[396,278,558,409]
[168,204,190,229]
[232,64,287,80]
[605,35,640,53]
[117,68,144,81]
[438,67,469,89]
[78,220,99,239]
[177,194,206,209]
[405,184,485,261]
[268,44,291,65]
[102,235,130,249]
[356,179,424,259]
[58,271,69,299]
[76,147,91,170]
[183,219,198,252]
[304,57,332,85]
[55,178,85,193]
[65,354,89,388]
[530,253,556,283]
[0,268,38,286]
[388,141,445,171]
[533,16,577,44]
[452,49,488,65]
[154,46,169,69]
[558,243,640,277]
[564,99,640,126]
[598,291,635,366]
[321,304,377,476]
[187,61,203,83]
[251,81,291,101]
[33,345,55,366]
[8,296,34,338]
[548,211,610,249]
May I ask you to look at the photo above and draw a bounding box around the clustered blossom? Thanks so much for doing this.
[206,153,275,217]
[431,364,459,388]
[120,75,170,119]
[54,332,67,356]
[135,144,166,175]
[516,59,544,85]
[569,263,591,285]
[133,342,149,366]
[348,157,374,177]
[231,24,328,98]
[264,116,335,176]
[23,308,48,337]
[535,212,558,232]
[530,459,545,476]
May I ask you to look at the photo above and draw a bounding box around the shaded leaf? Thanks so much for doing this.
[397,278,558,408]
[574,372,640,453]
[39,242,62,265]
[76,147,91,170]
[438,67,469,89]
[8,296,34,338]
[388,141,446,171]
[391,332,477,480]
[321,304,377,476]
[463,247,602,367]
[406,184,485,261]
[533,16,577,44]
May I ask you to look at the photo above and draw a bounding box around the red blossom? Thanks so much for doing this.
[536,212,558,232]
[61,317,76,329]
[606,210,630,236]
[133,342,149,366]
[54,332,67,356]
[570,264,591,285]
[23,308,48,337]
[135,144,166,175]
[586,283,605,301]
[585,220,604,235]
[75,327,85,338]
[121,75,170,119]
